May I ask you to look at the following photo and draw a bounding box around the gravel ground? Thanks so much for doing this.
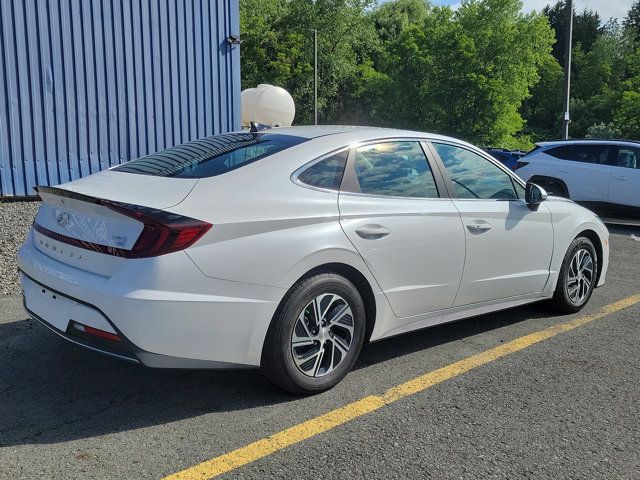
[0,201,40,295]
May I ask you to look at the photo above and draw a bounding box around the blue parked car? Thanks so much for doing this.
[482,148,522,171]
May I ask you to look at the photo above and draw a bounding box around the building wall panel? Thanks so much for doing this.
[0,0,241,196]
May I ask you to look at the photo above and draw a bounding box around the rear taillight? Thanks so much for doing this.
[100,200,212,258]
[514,161,529,170]
[33,199,211,259]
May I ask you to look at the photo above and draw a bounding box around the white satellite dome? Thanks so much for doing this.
[240,88,258,126]
[241,84,295,127]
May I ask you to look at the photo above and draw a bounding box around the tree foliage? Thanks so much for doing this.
[522,2,640,140]
[375,0,554,145]
[624,0,640,41]
[239,0,640,146]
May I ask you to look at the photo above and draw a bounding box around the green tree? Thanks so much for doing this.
[569,31,627,136]
[624,1,640,40]
[524,2,640,140]
[521,54,564,140]
[614,91,640,138]
[585,122,623,138]
[239,0,379,125]
[371,0,431,43]
[377,0,555,145]
[239,0,640,144]
[543,2,603,64]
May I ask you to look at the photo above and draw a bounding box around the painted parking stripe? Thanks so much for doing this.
[164,294,640,480]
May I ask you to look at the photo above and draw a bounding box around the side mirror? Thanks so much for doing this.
[525,182,548,210]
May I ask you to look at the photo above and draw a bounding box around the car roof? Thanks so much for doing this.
[536,139,640,148]
[255,125,473,145]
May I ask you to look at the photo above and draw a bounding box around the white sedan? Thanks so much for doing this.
[18,126,609,394]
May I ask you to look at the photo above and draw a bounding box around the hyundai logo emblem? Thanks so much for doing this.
[56,211,70,227]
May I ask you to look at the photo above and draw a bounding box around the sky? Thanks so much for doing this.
[429,0,635,22]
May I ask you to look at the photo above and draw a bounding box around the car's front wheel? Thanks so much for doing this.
[261,273,366,395]
[549,236,598,313]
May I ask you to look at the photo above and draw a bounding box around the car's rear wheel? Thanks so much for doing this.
[549,236,598,313]
[261,273,366,395]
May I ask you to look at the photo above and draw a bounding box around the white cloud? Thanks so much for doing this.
[520,0,633,22]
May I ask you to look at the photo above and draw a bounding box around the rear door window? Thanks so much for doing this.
[546,144,612,164]
[113,133,307,178]
[352,142,439,198]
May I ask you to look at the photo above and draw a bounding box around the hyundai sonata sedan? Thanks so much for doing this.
[18,126,609,394]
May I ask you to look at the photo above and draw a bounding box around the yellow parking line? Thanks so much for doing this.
[164,294,640,480]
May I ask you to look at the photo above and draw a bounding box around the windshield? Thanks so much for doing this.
[113,132,308,178]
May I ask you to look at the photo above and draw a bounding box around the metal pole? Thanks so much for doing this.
[561,0,573,139]
[313,29,318,125]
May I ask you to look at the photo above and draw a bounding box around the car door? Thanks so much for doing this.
[430,142,554,307]
[608,145,640,209]
[338,140,465,318]
[544,144,613,202]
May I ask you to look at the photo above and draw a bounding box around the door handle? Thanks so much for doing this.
[613,175,628,180]
[355,224,390,240]
[467,222,493,233]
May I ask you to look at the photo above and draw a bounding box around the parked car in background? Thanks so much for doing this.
[483,147,521,170]
[511,150,528,160]
[516,139,640,217]
[19,126,609,394]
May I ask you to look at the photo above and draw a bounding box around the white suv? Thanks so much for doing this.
[516,140,640,215]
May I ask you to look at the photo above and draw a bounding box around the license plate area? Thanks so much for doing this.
[21,274,116,335]
[22,276,77,332]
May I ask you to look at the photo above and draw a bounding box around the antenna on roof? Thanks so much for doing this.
[249,122,274,133]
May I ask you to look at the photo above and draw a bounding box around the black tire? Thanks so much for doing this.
[261,273,366,395]
[549,236,598,314]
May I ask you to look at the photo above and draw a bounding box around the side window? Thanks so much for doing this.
[353,142,439,198]
[547,144,611,164]
[297,150,348,190]
[613,147,640,169]
[432,143,517,200]
[513,180,525,199]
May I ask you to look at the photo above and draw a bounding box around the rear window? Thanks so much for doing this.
[297,150,348,190]
[113,132,307,178]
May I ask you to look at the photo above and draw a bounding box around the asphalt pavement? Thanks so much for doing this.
[1,225,639,479]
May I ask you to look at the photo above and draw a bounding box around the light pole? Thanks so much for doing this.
[313,29,318,125]
[561,0,573,139]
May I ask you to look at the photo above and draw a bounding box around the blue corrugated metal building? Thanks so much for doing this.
[0,0,241,196]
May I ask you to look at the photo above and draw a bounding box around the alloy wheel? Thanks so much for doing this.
[291,293,354,377]
[566,248,594,304]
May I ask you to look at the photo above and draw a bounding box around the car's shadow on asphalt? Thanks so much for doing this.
[0,302,553,447]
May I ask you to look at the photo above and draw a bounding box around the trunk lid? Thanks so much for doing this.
[32,171,199,276]
[56,170,198,208]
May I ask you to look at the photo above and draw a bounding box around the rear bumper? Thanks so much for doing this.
[21,273,251,368]
[18,231,285,368]
[23,284,139,364]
